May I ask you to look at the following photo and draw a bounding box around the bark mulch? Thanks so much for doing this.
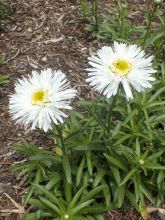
[0,0,164,219]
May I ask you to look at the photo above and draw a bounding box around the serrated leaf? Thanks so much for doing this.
[86,152,93,176]
[140,184,154,203]
[70,199,95,216]
[126,191,139,212]
[80,185,106,204]
[62,155,72,183]
[116,185,126,208]
[68,185,87,211]
[76,157,86,186]
[119,168,137,186]
[93,169,105,187]
[39,197,61,215]
[104,154,127,171]
[24,169,42,204]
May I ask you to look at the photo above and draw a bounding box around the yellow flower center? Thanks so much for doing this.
[32,89,49,106]
[110,59,132,77]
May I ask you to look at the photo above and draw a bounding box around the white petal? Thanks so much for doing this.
[122,80,133,99]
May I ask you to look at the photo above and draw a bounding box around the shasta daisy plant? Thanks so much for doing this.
[86,41,156,99]
[9,69,76,132]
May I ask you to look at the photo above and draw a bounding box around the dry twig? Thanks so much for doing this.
[4,49,20,64]
[0,193,25,220]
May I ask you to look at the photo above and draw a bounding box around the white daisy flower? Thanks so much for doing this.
[86,41,156,99]
[9,69,76,132]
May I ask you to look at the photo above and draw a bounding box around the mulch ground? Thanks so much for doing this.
[0,0,164,219]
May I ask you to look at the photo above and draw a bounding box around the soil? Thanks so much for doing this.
[0,0,164,219]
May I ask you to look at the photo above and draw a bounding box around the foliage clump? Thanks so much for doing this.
[0,0,12,30]
[10,1,165,220]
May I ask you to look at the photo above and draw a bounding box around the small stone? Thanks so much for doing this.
[17,27,22,31]
[41,57,47,62]
[27,27,33,32]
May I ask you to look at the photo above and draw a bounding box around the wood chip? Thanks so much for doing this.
[42,36,64,44]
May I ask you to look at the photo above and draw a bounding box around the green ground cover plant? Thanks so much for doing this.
[0,0,12,29]
[0,73,9,85]
[0,1,12,85]
[0,55,9,85]
[11,0,165,219]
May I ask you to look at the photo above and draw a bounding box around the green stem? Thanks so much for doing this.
[127,102,135,130]
[54,124,68,156]
[107,95,118,132]
[55,124,64,147]
[143,108,153,141]
[143,3,158,48]
[92,0,98,32]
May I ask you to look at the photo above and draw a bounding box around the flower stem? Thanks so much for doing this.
[107,95,118,132]
[92,0,98,32]
[143,2,158,48]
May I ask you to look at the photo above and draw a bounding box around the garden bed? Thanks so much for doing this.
[0,0,165,219]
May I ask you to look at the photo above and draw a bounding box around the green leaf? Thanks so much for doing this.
[86,216,96,220]
[146,101,165,109]
[95,215,105,220]
[143,163,165,170]
[116,185,126,208]
[93,169,105,187]
[76,157,86,186]
[149,87,165,102]
[24,169,42,204]
[70,199,95,216]
[39,197,61,215]
[123,109,138,126]
[101,180,111,207]
[113,134,132,146]
[104,154,127,171]
[133,174,141,202]
[0,74,9,85]
[119,168,137,186]
[140,184,154,203]
[146,151,163,161]
[74,143,105,151]
[68,185,87,211]
[83,171,90,185]
[110,167,121,185]
[24,211,53,220]
[28,198,47,209]
[77,100,92,108]
[72,216,88,220]
[46,173,61,190]
[111,122,122,138]
[126,191,139,212]
[62,155,72,183]
[80,185,106,204]
[86,152,93,176]
[135,139,141,158]
[150,113,165,124]
[34,184,61,207]
[145,31,165,47]
[64,178,72,204]
[157,171,164,184]
[80,204,114,214]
